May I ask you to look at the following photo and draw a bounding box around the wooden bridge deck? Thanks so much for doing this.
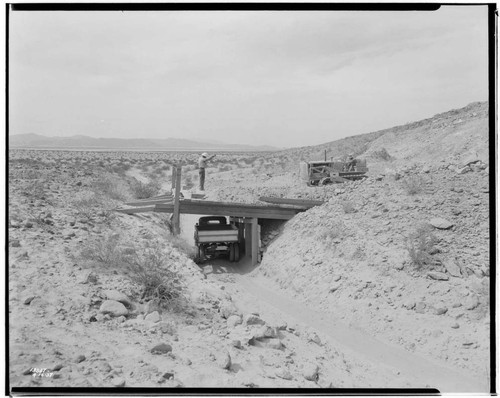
[115,196,321,266]
[154,199,305,220]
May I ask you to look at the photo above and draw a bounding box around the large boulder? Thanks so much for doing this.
[444,259,462,277]
[244,314,265,326]
[429,218,454,230]
[99,300,128,317]
[427,272,449,281]
[219,300,239,319]
[103,290,132,307]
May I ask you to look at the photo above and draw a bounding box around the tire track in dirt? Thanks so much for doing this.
[234,272,486,393]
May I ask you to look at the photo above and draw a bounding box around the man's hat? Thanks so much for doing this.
[202,152,208,158]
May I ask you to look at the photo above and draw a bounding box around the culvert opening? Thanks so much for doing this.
[179,214,288,274]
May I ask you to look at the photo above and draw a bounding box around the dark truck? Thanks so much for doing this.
[194,216,240,262]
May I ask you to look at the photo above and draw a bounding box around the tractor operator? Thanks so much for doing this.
[198,152,216,191]
[345,154,356,171]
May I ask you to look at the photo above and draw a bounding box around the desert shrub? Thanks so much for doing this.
[21,178,47,199]
[371,148,392,161]
[123,242,184,309]
[340,200,357,214]
[72,190,116,222]
[129,179,161,199]
[72,191,101,221]
[405,223,438,270]
[109,163,131,175]
[170,236,196,259]
[183,174,195,189]
[243,156,257,165]
[92,175,130,201]
[79,235,184,310]
[475,279,490,319]
[218,164,232,172]
[79,232,125,266]
[401,175,425,195]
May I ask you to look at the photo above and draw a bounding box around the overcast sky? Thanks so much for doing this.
[9,6,489,148]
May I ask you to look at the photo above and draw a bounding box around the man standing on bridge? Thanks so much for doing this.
[198,152,216,191]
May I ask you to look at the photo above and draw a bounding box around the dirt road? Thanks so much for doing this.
[203,257,486,393]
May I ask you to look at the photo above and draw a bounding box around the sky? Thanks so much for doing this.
[9,6,489,148]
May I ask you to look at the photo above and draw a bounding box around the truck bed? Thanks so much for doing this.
[195,224,239,243]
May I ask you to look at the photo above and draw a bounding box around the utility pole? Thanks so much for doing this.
[172,165,182,235]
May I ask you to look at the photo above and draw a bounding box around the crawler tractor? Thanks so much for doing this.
[300,157,368,186]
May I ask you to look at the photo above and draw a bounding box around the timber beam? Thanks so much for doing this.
[155,200,303,220]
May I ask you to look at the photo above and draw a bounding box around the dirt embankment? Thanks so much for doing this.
[8,101,491,392]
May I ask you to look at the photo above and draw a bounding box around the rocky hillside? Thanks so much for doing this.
[282,101,488,169]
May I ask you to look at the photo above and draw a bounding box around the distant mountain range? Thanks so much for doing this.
[8,133,280,152]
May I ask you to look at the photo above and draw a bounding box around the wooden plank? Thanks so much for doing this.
[155,204,297,220]
[259,196,323,207]
[115,206,156,214]
[125,198,173,206]
[155,200,302,220]
[244,222,251,257]
[172,166,182,235]
[171,166,176,191]
[251,218,259,266]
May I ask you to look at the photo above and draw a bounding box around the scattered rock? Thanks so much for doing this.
[102,290,132,307]
[427,272,449,281]
[151,343,172,355]
[226,314,242,328]
[451,323,460,329]
[434,307,448,315]
[329,283,341,293]
[219,300,238,319]
[75,354,86,363]
[231,339,242,349]
[161,372,174,380]
[253,325,278,340]
[306,330,322,345]
[22,368,33,376]
[99,300,128,317]
[49,363,63,372]
[464,295,479,310]
[275,369,293,380]
[429,218,453,230]
[244,314,265,326]
[218,351,231,370]
[79,270,98,284]
[444,259,462,277]
[403,301,416,310]
[303,363,319,381]
[415,302,427,314]
[111,377,126,387]
[145,311,161,323]
[23,296,36,305]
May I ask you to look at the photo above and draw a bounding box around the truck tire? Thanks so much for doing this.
[199,245,205,261]
[234,243,240,262]
[229,243,235,262]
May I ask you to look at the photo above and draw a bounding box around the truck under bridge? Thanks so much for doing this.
[116,197,322,266]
